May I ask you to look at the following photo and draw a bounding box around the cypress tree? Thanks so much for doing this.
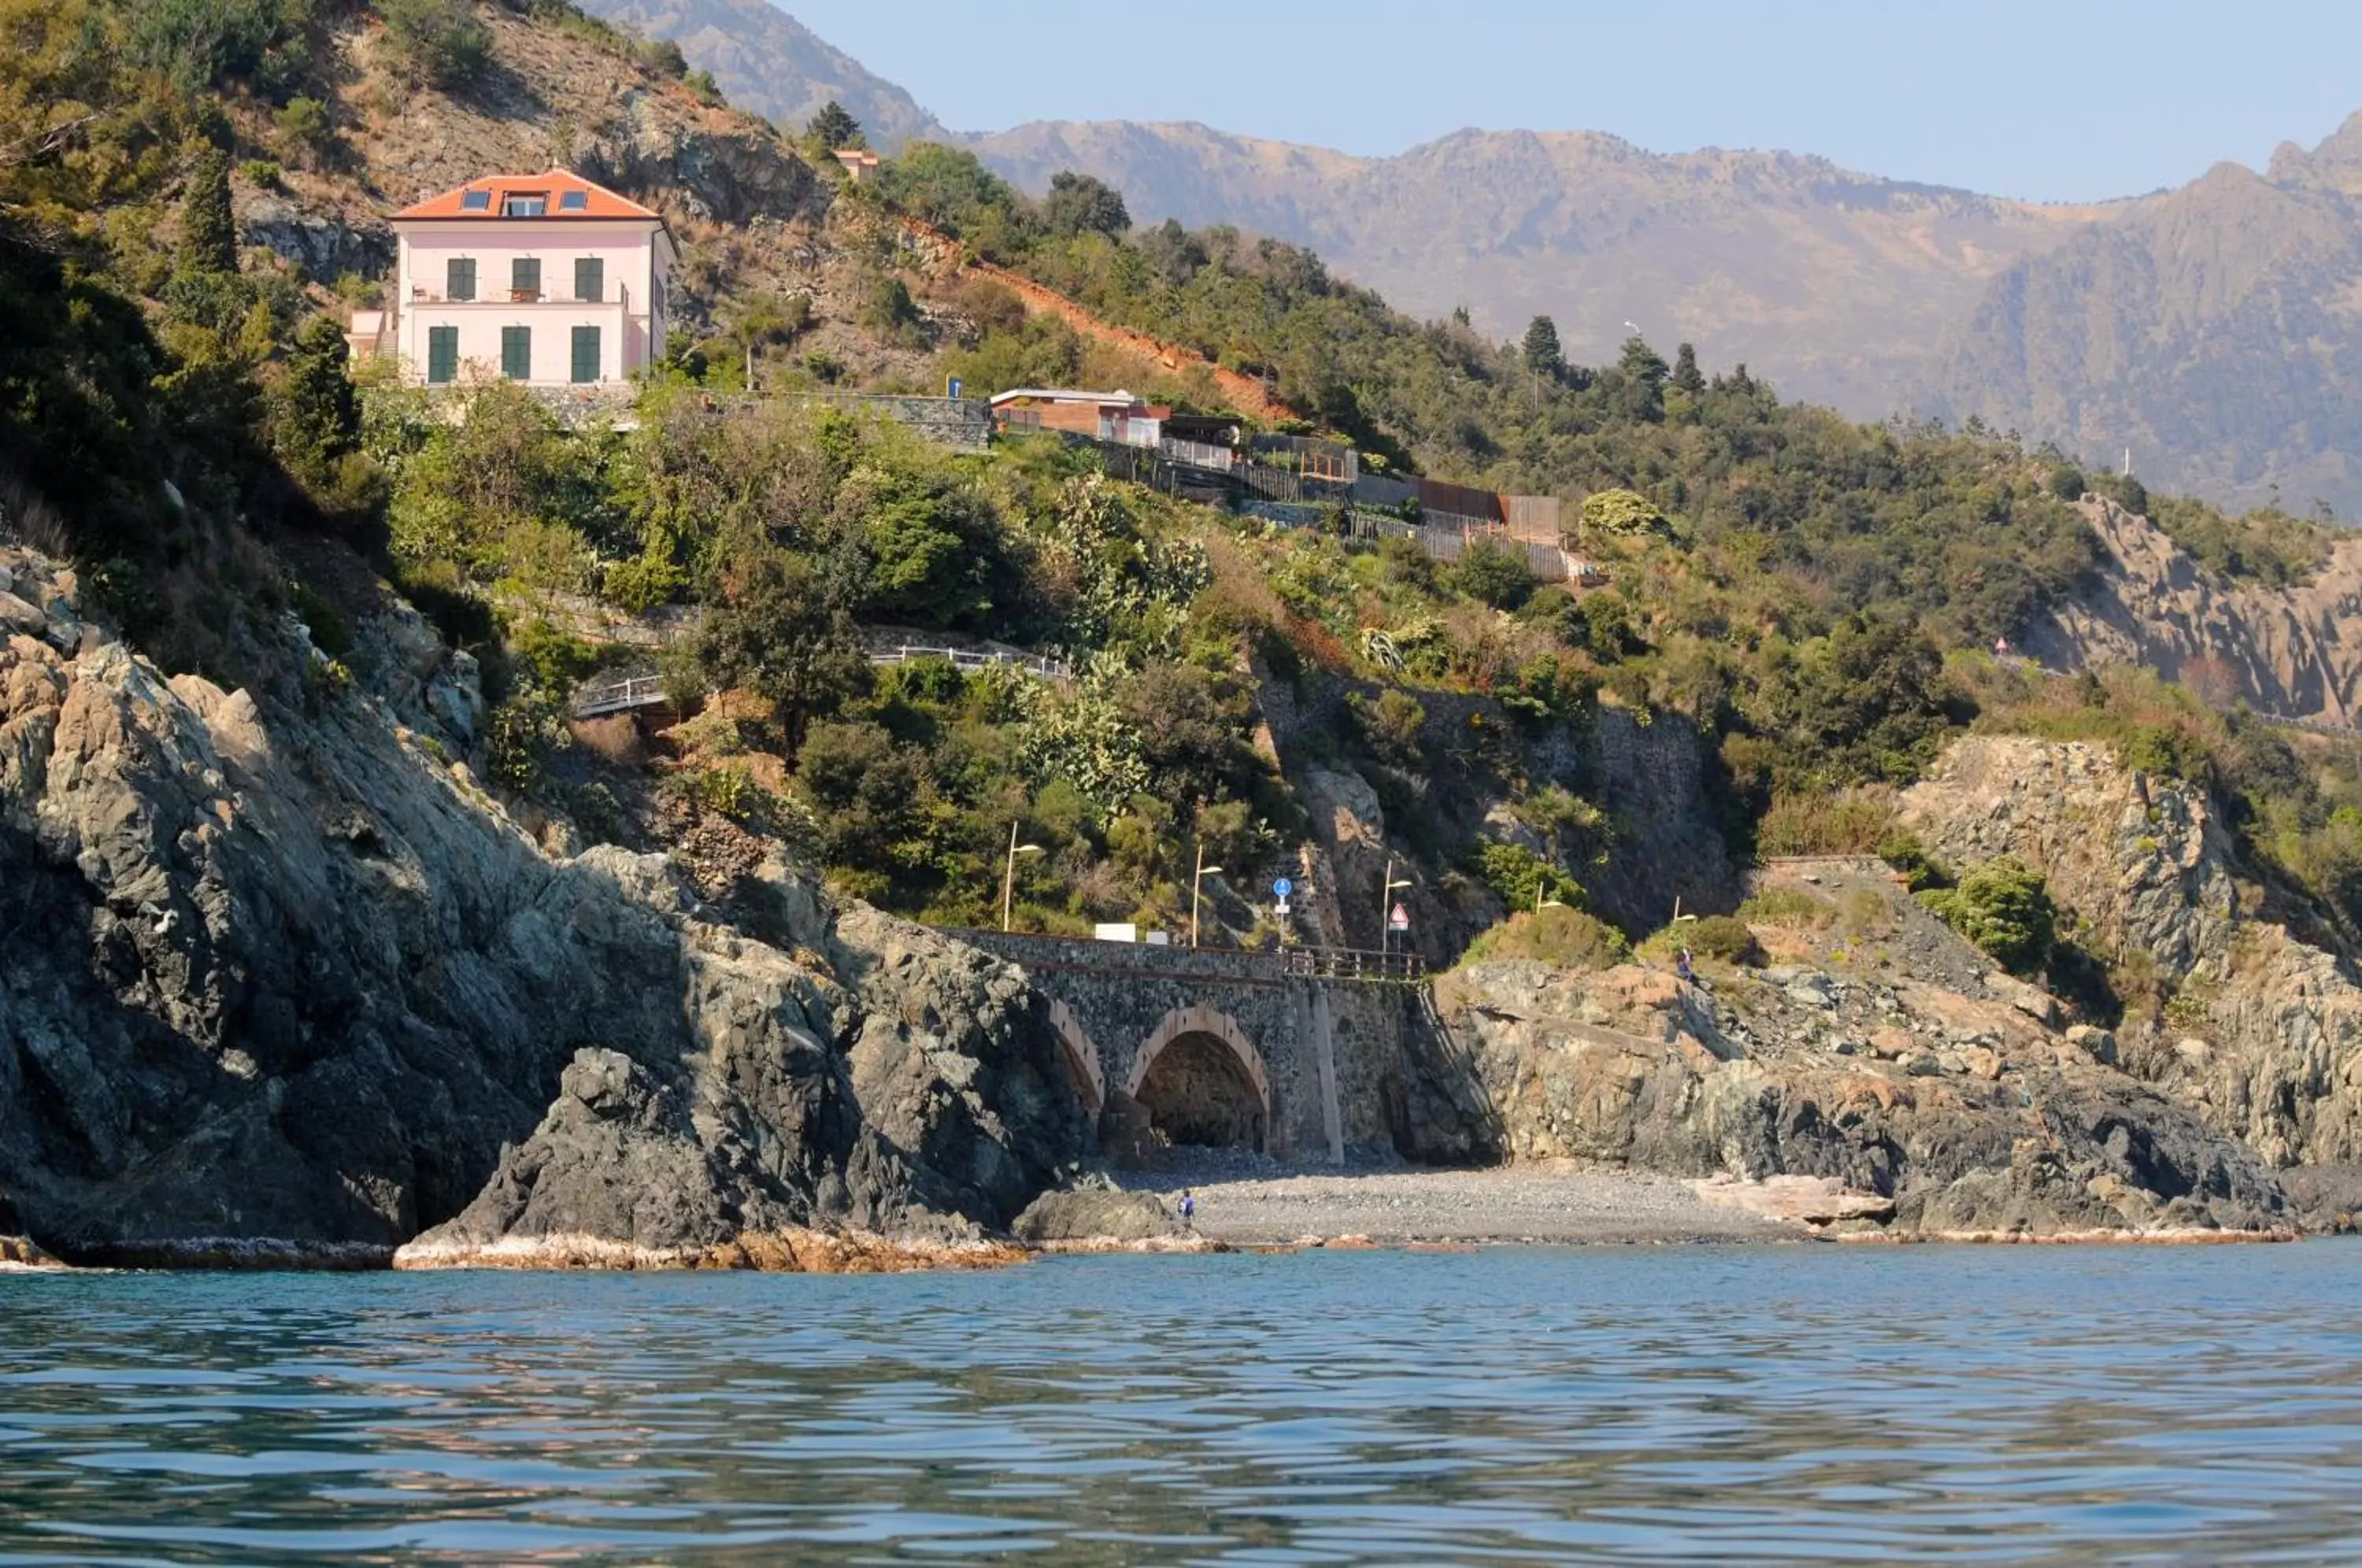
[1521,314,1564,379]
[276,316,360,482]
[179,143,237,275]
[1672,341,1705,396]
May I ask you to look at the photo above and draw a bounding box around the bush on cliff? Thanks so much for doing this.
[1461,906,1630,971]
[1681,914,1765,967]
[1919,856,2057,977]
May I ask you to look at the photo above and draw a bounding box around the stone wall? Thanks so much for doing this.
[948,930,1439,1163]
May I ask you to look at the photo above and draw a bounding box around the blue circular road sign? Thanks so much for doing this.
[1272,878,1293,898]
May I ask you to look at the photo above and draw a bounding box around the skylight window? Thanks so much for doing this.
[502,192,548,217]
[459,189,491,212]
[559,190,587,212]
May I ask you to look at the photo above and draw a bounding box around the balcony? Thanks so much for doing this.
[406,283,635,310]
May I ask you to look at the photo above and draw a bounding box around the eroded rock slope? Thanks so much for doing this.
[0,552,1080,1266]
[1902,735,2362,1172]
[2029,499,2362,727]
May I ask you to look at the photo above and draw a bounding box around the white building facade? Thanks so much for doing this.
[348,169,676,390]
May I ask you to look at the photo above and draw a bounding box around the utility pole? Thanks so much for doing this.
[1001,820,1042,933]
[1378,856,1412,957]
[1191,844,1224,949]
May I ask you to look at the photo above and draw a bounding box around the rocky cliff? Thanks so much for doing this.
[0,551,1081,1267]
[2027,500,2362,727]
[1901,735,2362,1174]
[1430,871,2287,1240]
[236,2,825,293]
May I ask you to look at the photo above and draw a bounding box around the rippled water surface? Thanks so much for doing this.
[6,1244,2362,1562]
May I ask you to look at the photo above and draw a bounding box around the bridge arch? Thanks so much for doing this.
[1126,1005,1272,1153]
[1046,997,1105,1115]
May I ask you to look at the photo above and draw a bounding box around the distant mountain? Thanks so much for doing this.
[1927,116,2362,518]
[572,0,948,150]
[594,4,2362,512]
[968,121,2108,418]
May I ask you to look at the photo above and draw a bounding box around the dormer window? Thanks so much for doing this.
[502,192,547,217]
[459,189,491,212]
[559,190,587,212]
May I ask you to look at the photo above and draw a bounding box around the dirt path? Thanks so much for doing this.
[897,216,1300,422]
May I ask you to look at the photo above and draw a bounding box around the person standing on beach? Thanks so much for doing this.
[1675,947,1694,984]
[1179,1189,1196,1230]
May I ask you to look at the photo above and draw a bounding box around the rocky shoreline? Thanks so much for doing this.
[3,1162,2299,1274]
[1,544,2351,1269]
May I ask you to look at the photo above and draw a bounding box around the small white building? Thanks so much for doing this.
[348,168,677,389]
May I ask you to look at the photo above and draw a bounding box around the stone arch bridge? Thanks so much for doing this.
[952,931,1453,1163]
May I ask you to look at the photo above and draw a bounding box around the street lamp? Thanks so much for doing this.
[1191,844,1224,949]
[1535,886,1567,915]
[1001,820,1042,933]
[1378,856,1412,956]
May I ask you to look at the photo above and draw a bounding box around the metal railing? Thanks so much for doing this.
[568,642,1072,718]
[1280,945,1425,982]
[869,642,1072,680]
[572,670,666,718]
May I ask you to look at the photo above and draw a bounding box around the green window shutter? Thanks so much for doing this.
[501,325,531,380]
[427,325,458,384]
[574,257,603,303]
[511,257,540,297]
[446,258,475,301]
[569,325,601,384]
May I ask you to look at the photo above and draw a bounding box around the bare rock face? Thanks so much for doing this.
[0,552,1083,1267]
[1902,735,2362,1172]
[1432,941,2290,1238]
[2028,500,2362,727]
[1011,1187,1181,1244]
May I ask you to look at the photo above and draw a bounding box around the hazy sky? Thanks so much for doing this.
[782,0,2362,202]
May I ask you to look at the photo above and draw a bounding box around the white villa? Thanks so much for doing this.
[346,168,677,389]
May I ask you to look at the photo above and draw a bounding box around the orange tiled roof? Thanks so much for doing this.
[392,168,661,222]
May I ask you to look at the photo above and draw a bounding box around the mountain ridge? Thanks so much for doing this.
[575,0,950,150]
[1930,114,2362,516]
[966,118,2112,418]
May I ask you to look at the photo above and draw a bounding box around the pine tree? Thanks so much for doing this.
[179,143,237,276]
[1616,335,1670,423]
[1521,315,1564,379]
[810,101,861,153]
[1672,342,1705,396]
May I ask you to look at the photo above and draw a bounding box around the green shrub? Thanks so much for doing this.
[1461,905,1629,970]
[1446,535,1532,609]
[1470,839,1585,914]
[1879,830,1952,892]
[1683,914,1764,966]
[1579,487,1668,539]
[382,0,492,88]
[274,97,336,164]
[239,159,281,189]
[1918,856,2056,976]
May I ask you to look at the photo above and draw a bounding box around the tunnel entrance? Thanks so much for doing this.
[1135,1030,1266,1152]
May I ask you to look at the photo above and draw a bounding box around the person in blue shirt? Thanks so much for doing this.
[1179,1189,1196,1228]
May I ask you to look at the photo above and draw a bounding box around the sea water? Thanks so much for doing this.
[4,1244,2361,1562]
